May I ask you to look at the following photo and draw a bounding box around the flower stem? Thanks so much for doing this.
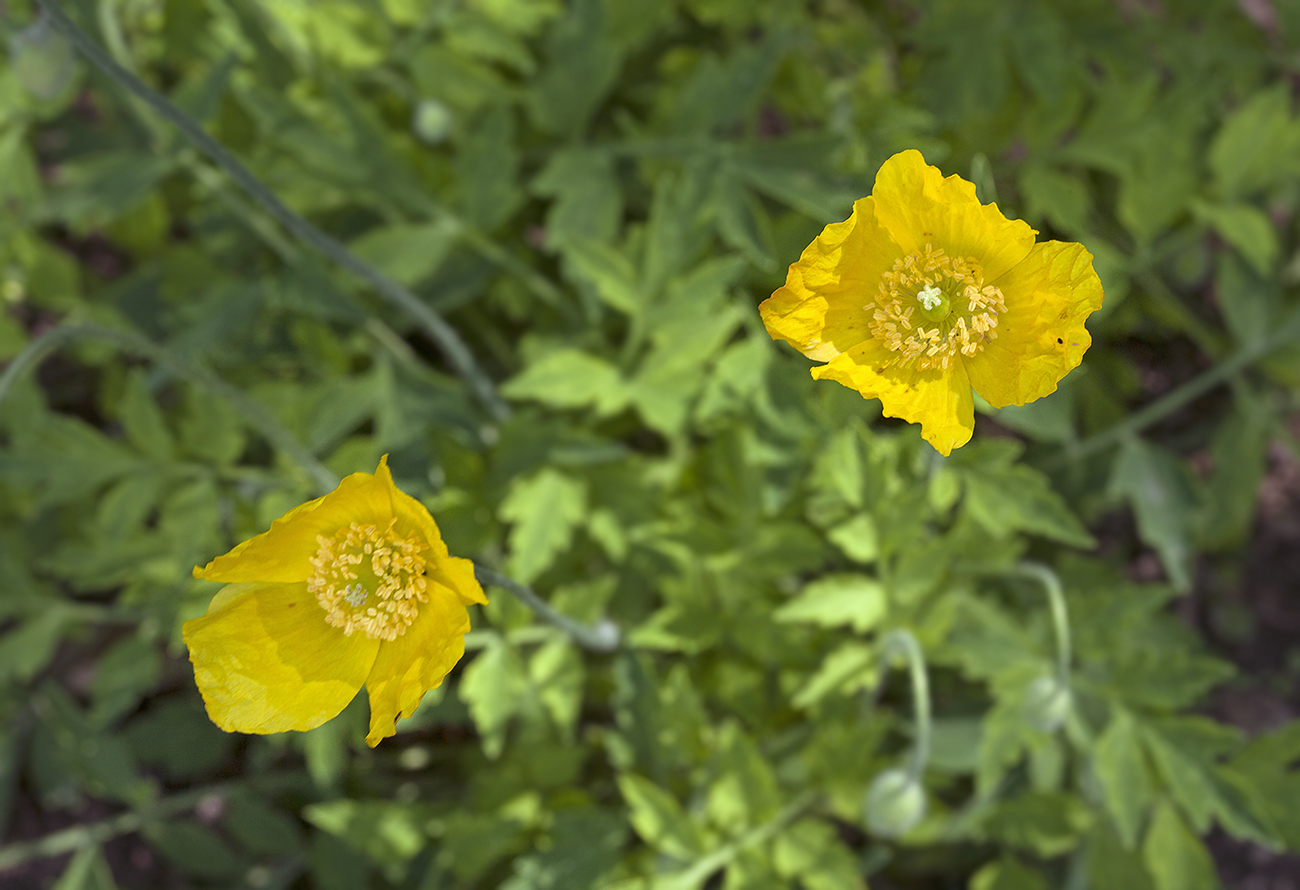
[1006,562,1072,686]
[0,323,341,494]
[0,774,305,870]
[1054,306,1300,466]
[32,0,508,423]
[473,566,621,653]
[879,630,931,783]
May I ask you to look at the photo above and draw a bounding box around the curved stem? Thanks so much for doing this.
[473,566,621,653]
[33,0,508,422]
[0,324,340,494]
[879,630,931,783]
[1008,562,1072,686]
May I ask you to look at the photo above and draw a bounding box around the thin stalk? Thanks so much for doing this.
[0,774,305,870]
[0,324,339,494]
[660,793,820,890]
[473,566,621,653]
[879,630,931,783]
[33,0,508,422]
[1007,563,1072,685]
[1056,307,1300,466]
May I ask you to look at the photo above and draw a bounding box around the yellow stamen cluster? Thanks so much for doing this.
[865,244,1007,371]
[308,520,429,641]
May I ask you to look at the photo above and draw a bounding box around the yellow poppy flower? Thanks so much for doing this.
[184,456,487,747]
[760,150,1103,455]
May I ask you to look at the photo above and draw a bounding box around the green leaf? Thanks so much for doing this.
[459,640,529,759]
[616,773,706,861]
[145,820,246,879]
[1019,164,1090,236]
[115,371,174,462]
[791,641,877,710]
[349,220,460,286]
[225,792,305,856]
[1085,822,1155,890]
[0,608,66,684]
[51,845,117,890]
[1209,86,1300,199]
[532,148,622,248]
[499,468,588,583]
[1094,709,1154,848]
[529,639,585,739]
[457,105,524,231]
[704,723,781,832]
[303,800,430,868]
[771,819,861,890]
[91,635,161,726]
[969,857,1049,890]
[562,240,642,314]
[501,349,627,414]
[773,574,887,633]
[983,792,1092,857]
[826,513,879,564]
[1141,801,1220,890]
[1192,200,1279,275]
[1109,438,1198,591]
[529,0,620,135]
[960,461,1094,548]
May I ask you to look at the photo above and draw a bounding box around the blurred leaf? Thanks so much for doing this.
[1141,801,1219,890]
[773,574,886,633]
[969,857,1048,890]
[502,349,627,414]
[616,773,706,861]
[459,640,529,758]
[91,635,161,726]
[499,468,587,583]
[225,791,305,856]
[349,220,460,286]
[1192,200,1279,275]
[1209,86,1300,199]
[145,819,246,879]
[529,639,584,739]
[1109,438,1197,591]
[532,148,622,248]
[1094,708,1153,849]
[51,845,117,890]
[771,819,862,890]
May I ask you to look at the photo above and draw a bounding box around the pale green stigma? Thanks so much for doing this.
[917,285,943,310]
[343,583,369,607]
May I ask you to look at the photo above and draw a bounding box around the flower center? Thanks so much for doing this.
[865,244,1007,371]
[308,520,429,641]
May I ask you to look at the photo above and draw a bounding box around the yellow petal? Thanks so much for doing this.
[965,240,1104,408]
[812,339,974,456]
[759,197,904,362]
[194,460,397,584]
[364,574,473,746]
[183,581,380,734]
[434,551,489,606]
[870,150,1036,283]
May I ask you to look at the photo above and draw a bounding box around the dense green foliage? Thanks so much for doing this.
[3,0,1300,887]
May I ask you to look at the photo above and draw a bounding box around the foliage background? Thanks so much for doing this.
[2,0,1300,887]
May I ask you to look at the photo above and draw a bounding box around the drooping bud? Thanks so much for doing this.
[864,768,927,838]
[1023,674,1072,734]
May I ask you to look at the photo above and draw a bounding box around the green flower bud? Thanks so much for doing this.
[1023,674,1072,733]
[864,768,926,838]
[11,20,77,101]
[412,99,453,145]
